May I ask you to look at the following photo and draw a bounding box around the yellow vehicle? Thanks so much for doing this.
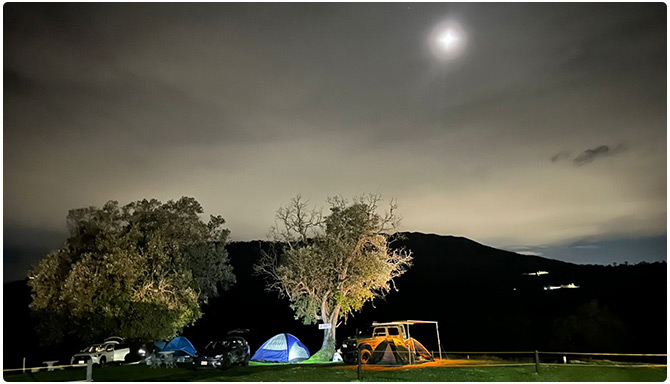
[340,320,441,364]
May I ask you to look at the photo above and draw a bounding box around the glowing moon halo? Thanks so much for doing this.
[429,21,466,61]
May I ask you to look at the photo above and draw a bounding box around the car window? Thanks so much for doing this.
[373,328,386,337]
[388,327,400,336]
[106,345,114,352]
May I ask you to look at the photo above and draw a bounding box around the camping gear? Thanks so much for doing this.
[251,333,310,363]
[406,338,434,362]
[369,339,410,365]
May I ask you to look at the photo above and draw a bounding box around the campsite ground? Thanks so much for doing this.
[4,359,666,382]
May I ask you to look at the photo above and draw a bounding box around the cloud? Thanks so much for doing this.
[573,144,626,166]
[517,251,545,256]
[551,151,571,162]
[573,145,610,165]
[503,245,547,257]
[573,245,601,249]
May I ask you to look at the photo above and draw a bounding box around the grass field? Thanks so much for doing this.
[4,360,666,382]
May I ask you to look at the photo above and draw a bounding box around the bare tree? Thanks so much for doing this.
[255,194,413,361]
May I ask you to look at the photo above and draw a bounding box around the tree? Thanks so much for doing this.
[549,300,629,351]
[255,194,413,361]
[28,197,235,345]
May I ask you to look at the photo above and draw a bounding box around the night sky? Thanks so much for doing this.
[3,3,667,282]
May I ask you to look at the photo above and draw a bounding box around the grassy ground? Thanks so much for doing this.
[4,360,666,382]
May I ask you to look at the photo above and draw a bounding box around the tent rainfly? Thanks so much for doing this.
[161,336,197,357]
[369,339,410,365]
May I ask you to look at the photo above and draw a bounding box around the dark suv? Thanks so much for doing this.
[194,336,251,369]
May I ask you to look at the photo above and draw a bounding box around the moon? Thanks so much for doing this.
[429,21,466,61]
[438,30,460,49]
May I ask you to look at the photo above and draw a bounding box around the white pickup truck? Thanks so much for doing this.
[70,337,130,367]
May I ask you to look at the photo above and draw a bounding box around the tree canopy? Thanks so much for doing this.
[28,197,235,345]
[255,194,413,360]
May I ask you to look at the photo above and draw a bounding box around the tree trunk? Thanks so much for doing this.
[320,316,337,350]
[308,306,340,362]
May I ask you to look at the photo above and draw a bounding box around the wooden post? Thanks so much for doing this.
[357,344,363,381]
[435,322,443,360]
[86,359,93,382]
[406,324,413,365]
[534,350,540,374]
[22,357,26,374]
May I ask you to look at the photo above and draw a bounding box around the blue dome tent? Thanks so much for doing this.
[251,333,310,363]
[162,336,197,357]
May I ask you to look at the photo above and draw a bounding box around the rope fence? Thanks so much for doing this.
[3,360,94,382]
[541,363,667,368]
[436,350,666,371]
[539,352,667,357]
[441,351,667,357]
[3,363,88,372]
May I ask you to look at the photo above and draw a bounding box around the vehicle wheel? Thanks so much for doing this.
[99,357,106,368]
[360,347,372,364]
[221,356,232,370]
[342,353,356,365]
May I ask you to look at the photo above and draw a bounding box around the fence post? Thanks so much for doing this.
[357,345,363,381]
[86,359,93,382]
[534,350,540,374]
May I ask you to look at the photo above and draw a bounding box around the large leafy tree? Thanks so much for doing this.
[28,197,235,345]
[255,194,413,361]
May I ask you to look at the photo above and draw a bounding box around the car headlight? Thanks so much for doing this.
[138,348,146,356]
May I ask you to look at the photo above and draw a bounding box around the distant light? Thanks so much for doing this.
[544,283,580,291]
[523,271,549,276]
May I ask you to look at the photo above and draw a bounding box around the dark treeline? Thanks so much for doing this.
[4,232,666,368]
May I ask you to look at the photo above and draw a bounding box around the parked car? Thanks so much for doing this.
[194,336,250,369]
[70,336,130,367]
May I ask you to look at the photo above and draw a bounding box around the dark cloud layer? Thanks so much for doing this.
[573,145,618,166]
[3,3,666,280]
[552,144,627,166]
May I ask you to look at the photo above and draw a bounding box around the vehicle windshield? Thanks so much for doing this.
[81,344,103,353]
[204,340,232,350]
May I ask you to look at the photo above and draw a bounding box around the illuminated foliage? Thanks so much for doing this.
[255,194,413,360]
[28,197,234,345]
